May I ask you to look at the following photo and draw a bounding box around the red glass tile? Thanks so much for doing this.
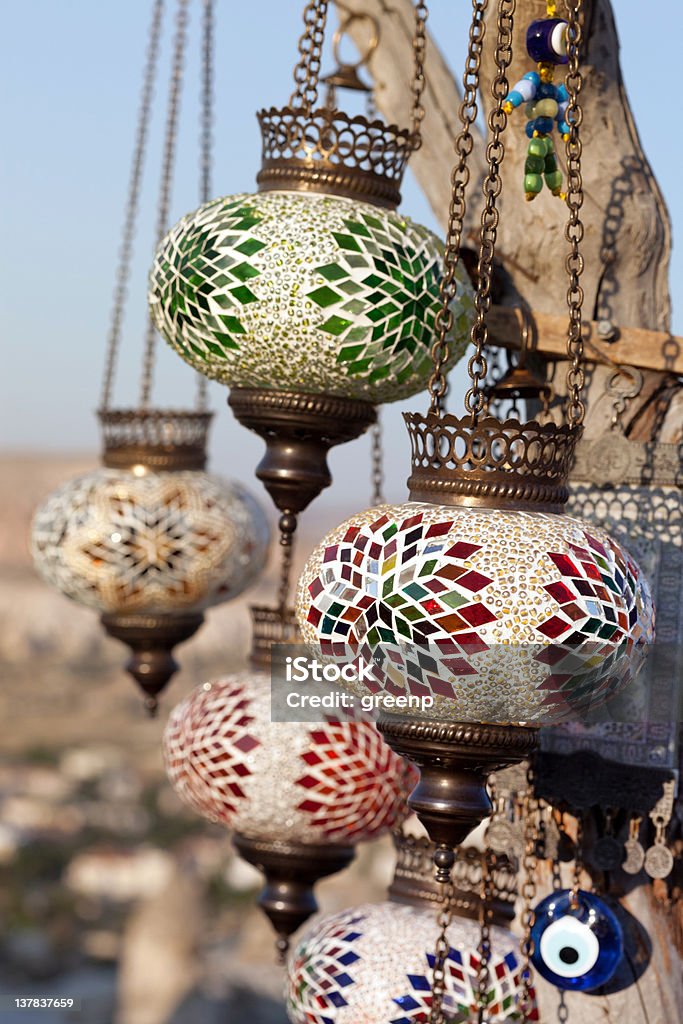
[400,513,424,531]
[457,569,493,592]
[426,521,453,538]
[307,607,322,627]
[297,799,323,812]
[308,577,324,598]
[443,657,477,675]
[421,598,442,614]
[368,542,382,559]
[323,545,339,563]
[431,677,456,697]
[585,532,608,558]
[544,580,574,604]
[233,734,259,754]
[369,514,389,530]
[444,541,481,560]
[537,615,571,638]
[563,602,586,621]
[548,552,580,577]
[459,604,497,627]
[302,750,322,766]
[426,578,448,593]
[581,560,602,581]
[358,595,375,609]
[436,564,465,581]
[343,526,360,544]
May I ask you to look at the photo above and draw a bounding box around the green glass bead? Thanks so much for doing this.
[545,170,563,191]
[544,155,559,173]
[525,155,545,174]
[525,173,544,194]
[528,137,549,158]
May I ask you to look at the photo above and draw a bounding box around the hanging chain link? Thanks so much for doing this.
[289,0,330,112]
[410,1,429,144]
[100,0,165,413]
[429,877,455,1024]
[428,0,489,414]
[370,417,385,504]
[563,0,585,427]
[519,763,538,1021]
[570,813,584,904]
[195,0,214,412]
[464,0,515,425]
[139,0,190,409]
[477,849,494,1023]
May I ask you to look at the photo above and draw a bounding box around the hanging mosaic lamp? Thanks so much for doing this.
[30,0,270,712]
[163,605,417,956]
[295,1,654,864]
[287,832,535,1023]
[148,0,474,526]
[31,410,269,712]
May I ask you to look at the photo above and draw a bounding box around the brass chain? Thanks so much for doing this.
[410,1,429,144]
[371,416,385,504]
[139,0,190,409]
[464,0,515,425]
[429,877,455,1024]
[100,0,165,413]
[519,765,538,1021]
[563,0,585,427]
[196,0,214,413]
[428,0,489,414]
[570,813,584,903]
[477,850,494,1023]
[289,0,330,112]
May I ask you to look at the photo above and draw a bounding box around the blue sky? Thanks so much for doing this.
[1,1,679,519]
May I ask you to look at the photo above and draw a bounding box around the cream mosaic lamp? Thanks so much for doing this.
[294,2,654,867]
[148,0,474,525]
[287,833,534,1024]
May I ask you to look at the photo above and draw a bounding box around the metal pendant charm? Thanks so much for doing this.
[644,843,674,880]
[622,838,645,875]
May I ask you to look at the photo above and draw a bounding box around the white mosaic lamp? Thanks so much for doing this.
[163,606,418,952]
[31,412,270,711]
[287,834,535,1024]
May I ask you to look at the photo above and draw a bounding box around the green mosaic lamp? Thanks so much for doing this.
[148,1,474,529]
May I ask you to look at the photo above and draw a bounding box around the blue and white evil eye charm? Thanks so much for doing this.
[530,890,623,991]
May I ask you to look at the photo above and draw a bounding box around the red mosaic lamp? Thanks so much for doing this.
[295,2,654,872]
[163,606,417,958]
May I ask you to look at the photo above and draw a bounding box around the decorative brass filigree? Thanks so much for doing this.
[99,408,212,471]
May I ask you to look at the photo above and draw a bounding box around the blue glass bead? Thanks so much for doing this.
[538,82,559,100]
[526,18,569,65]
[525,117,554,138]
[530,890,623,991]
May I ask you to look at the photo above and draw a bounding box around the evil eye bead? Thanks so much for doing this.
[530,890,623,991]
[526,18,570,65]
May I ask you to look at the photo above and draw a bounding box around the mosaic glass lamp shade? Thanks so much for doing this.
[31,468,269,616]
[295,502,654,726]
[287,901,531,1024]
[163,670,417,845]
[148,190,474,405]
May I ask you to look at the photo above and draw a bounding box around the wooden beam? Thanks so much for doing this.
[488,306,683,375]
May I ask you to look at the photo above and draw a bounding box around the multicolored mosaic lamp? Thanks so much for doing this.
[30,0,270,712]
[287,833,535,1023]
[295,1,654,869]
[148,0,474,538]
[163,606,417,956]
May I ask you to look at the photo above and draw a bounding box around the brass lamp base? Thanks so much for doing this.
[378,715,538,880]
[101,611,204,715]
[229,387,376,514]
[233,834,355,961]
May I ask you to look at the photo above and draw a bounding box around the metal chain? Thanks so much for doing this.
[277,513,297,615]
[558,991,570,1023]
[563,0,585,427]
[428,0,489,414]
[570,813,584,903]
[139,0,190,409]
[464,0,515,425]
[370,417,385,505]
[410,1,429,144]
[519,764,538,1022]
[477,850,494,1023]
[100,0,165,413]
[289,0,330,112]
[195,0,214,413]
[429,877,455,1024]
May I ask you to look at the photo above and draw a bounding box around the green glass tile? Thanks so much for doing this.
[396,618,412,639]
[321,315,353,336]
[213,332,240,350]
[347,358,373,374]
[338,280,363,296]
[382,575,396,598]
[396,365,414,384]
[442,592,467,609]
[404,582,428,599]
[385,593,406,608]
[341,299,365,315]
[378,627,395,643]
[382,523,398,540]
[401,606,424,622]
[362,273,384,288]
[230,285,259,304]
[219,315,246,333]
[332,232,362,253]
[316,262,347,282]
[337,344,365,363]
[307,285,341,308]
[233,215,262,230]
[213,293,237,309]
[344,325,371,343]
[369,365,390,383]
[235,237,266,256]
[361,213,383,230]
[367,626,381,645]
[346,254,370,269]
[343,220,372,238]
[231,261,260,282]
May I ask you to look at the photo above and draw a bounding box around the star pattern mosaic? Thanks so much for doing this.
[287,902,532,1024]
[31,469,270,614]
[164,673,415,844]
[149,191,474,403]
[296,503,654,725]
